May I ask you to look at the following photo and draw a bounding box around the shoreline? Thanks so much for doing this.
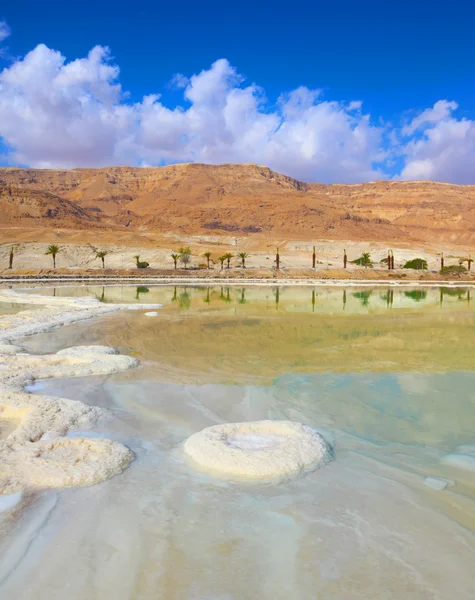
[0,290,161,495]
[2,276,475,289]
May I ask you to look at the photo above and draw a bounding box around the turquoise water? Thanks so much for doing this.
[1,285,475,599]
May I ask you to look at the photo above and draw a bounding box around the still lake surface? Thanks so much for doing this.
[1,285,475,599]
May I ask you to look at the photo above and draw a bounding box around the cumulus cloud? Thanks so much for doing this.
[0,20,11,43]
[0,44,386,181]
[0,40,474,183]
[399,101,475,183]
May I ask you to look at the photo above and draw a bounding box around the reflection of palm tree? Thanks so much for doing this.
[312,290,315,312]
[178,288,191,308]
[172,287,178,302]
[204,288,211,303]
[353,290,372,306]
[274,287,280,309]
[239,288,247,304]
[97,286,105,302]
[404,290,427,302]
[343,289,346,309]
[225,288,232,303]
[135,286,149,300]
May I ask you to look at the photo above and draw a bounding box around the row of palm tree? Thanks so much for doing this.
[5,245,472,273]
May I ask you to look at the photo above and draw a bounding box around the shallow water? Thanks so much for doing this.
[1,285,475,599]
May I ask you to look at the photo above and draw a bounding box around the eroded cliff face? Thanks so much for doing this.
[1,163,475,246]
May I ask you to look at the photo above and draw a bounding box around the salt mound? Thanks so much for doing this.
[11,438,134,490]
[144,312,159,317]
[184,420,332,482]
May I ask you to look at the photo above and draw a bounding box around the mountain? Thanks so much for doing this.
[1,163,475,248]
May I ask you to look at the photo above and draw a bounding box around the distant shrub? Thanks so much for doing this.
[440,265,467,275]
[351,252,373,268]
[403,258,428,270]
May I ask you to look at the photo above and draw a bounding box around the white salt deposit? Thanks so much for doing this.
[184,420,332,482]
[0,344,136,494]
[144,311,159,317]
[0,290,153,495]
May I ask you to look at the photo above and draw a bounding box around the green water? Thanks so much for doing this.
[2,285,475,599]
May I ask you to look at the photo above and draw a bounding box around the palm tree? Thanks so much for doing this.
[352,252,373,268]
[218,255,226,270]
[203,251,212,269]
[178,247,191,269]
[45,245,60,268]
[8,246,14,269]
[223,252,234,269]
[275,247,280,270]
[96,250,109,268]
[134,255,150,268]
[312,246,316,269]
[171,253,180,269]
[238,252,248,268]
[343,249,347,269]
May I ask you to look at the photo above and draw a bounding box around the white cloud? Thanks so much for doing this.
[399,101,475,183]
[0,44,387,181]
[0,40,474,183]
[0,20,11,43]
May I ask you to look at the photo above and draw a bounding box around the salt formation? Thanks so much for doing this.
[184,420,332,482]
[0,344,137,494]
[144,311,159,317]
[0,289,158,496]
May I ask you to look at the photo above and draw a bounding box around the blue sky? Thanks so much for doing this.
[0,0,474,183]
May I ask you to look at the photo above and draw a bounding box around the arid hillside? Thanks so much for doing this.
[1,163,475,248]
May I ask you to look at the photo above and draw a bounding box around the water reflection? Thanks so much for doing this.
[22,284,475,315]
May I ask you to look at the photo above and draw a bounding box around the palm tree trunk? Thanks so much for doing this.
[53,255,56,268]
[102,257,105,268]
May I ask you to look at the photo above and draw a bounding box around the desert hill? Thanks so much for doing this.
[1,163,475,248]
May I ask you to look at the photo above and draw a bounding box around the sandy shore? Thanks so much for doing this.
[0,290,162,495]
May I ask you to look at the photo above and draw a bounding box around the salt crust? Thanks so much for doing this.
[0,290,159,495]
[184,420,332,482]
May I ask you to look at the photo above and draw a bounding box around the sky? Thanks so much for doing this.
[0,0,475,183]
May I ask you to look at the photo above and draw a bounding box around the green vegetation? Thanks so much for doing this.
[178,247,192,269]
[223,252,234,269]
[218,255,226,270]
[238,252,248,268]
[95,250,109,268]
[134,255,150,268]
[440,265,467,275]
[403,258,428,270]
[171,253,180,269]
[352,252,373,268]
[45,245,60,268]
[203,251,212,269]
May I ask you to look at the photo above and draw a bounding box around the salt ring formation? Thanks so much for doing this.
[0,289,162,496]
[184,420,333,482]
